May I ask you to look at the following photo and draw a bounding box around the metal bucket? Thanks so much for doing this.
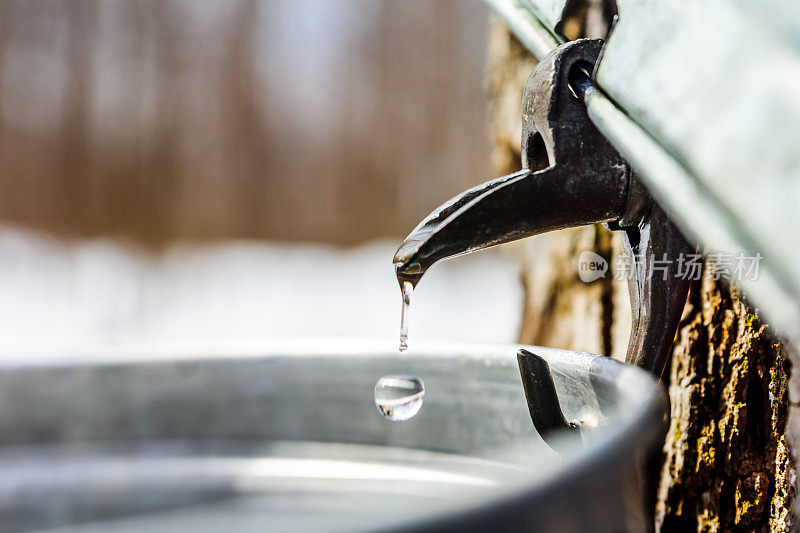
[0,340,666,532]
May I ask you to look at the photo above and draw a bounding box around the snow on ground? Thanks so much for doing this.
[0,227,523,357]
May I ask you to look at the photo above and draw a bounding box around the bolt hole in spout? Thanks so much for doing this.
[526,132,550,171]
[567,60,594,101]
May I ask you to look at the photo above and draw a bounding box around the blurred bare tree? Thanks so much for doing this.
[0,0,490,245]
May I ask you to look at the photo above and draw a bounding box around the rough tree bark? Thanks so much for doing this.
[657,272,794,531]
[486,20,796,532]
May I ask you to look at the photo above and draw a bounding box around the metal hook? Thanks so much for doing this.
[517,349,581,453]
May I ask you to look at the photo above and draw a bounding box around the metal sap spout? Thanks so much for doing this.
[392,39,695,379]
[392,163,627,284]
[393,39,629,287]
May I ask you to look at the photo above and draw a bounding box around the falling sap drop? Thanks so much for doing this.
[394,264,422,352]
[398,281,413,352]
[385,269,424,420]
[374,375,425,421]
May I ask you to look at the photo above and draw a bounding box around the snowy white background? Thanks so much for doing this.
[0,227,522,357]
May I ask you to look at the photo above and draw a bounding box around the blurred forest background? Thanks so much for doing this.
[0,0,491,245]
[0,1,524,353]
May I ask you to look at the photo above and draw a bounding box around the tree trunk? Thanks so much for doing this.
[487,20,796,532]
[657,271,794,531]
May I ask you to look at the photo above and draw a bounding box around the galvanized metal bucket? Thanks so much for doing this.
[0,340,666,532]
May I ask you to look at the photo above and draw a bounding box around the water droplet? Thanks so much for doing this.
[374,375,425,421]
[398,281,413,352]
